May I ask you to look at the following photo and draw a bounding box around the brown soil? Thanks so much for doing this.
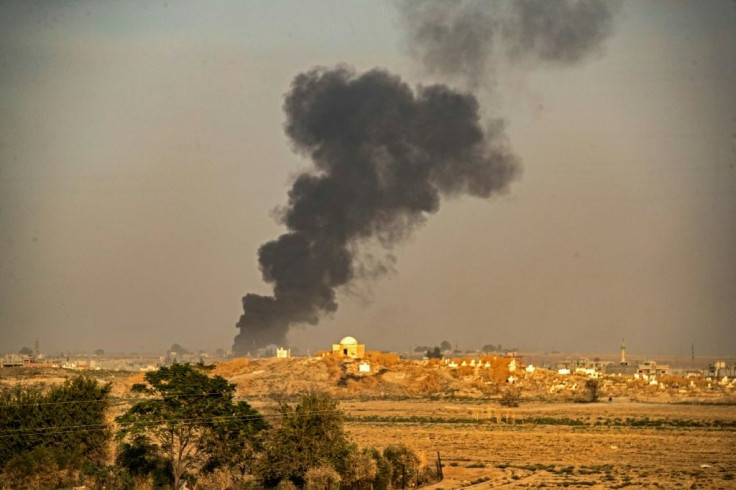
[341,401,736,489]
[3,358,735,488]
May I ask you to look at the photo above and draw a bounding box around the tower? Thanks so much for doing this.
[620,338,627,365]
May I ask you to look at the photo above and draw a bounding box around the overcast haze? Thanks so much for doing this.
[1,1,734,357]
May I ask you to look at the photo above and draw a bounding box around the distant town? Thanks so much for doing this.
[3,336,734,383]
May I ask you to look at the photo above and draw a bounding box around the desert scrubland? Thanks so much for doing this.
[2,356,735,488]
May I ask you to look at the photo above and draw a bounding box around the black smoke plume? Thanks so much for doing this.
[233,67,519,353]
[234,1,619,354]
[397,0,619,88]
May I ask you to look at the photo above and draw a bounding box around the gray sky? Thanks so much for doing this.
[1,1,734,356]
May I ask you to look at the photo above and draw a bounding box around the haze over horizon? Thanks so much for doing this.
[1,1,734,357]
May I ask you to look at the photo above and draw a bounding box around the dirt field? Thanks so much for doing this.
[3,362,735,488]
[338,400,736,489]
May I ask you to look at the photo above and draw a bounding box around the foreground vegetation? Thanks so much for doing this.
[0,364,436,489]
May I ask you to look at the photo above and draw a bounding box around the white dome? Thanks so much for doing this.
[339,336,358,345]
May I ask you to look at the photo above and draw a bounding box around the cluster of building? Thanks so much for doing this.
[0,353,163,372]
[3,336,734,384]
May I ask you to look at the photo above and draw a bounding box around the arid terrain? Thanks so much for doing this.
[340,400,736,489]
[2,356,735,488]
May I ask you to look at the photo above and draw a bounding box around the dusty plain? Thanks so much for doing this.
[339,400,736,489]
[2,356,735,489]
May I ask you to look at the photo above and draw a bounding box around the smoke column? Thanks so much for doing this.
[233,1,619,354]
[397,0,618,88]
[233,67,519,353]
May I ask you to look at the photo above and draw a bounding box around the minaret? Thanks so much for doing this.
[620,338,627,365]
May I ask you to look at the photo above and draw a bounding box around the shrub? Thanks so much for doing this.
[0,376,111,478]
[305,465,341,490]
[583,379,600,403]
[383,444,420,489]
[500,387,521,407]
[255,392,351,487]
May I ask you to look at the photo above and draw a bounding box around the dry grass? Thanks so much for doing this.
[210,358,251,377]
[4,362,735,488]
[342,400,736,489]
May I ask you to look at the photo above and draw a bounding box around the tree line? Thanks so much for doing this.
[0,364,436,489]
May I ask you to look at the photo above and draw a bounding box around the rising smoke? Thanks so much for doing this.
[397,0,618,88]
[233,1,619,355]
[233,67,519,353]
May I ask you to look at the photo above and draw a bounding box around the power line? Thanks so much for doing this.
[0,408,342,439]
[0,391,237,409]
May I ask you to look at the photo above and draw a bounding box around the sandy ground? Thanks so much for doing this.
[340,401,736,489]
[3,364,735,488]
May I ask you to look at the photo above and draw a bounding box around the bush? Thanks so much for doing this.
[500,387,521,407]
[255,392,351,487]
[0,376,111,477]
[115,435,172,487]
[0,446,72,489]
[383,444,420,489]
[583,379,600,403]
[341,446,379,489]
[305,465,341,490]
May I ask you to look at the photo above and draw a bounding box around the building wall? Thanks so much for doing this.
[332,343,365,359]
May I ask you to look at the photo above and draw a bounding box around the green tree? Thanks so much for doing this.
[116,363,266,489]
[115,435,172,487]
[17,346,33,356]
[255,392,351,487]
[439,340,452,352]
[426,347,443,359]
[201,399,268,481]
[367,448,392,490]
[341,446,378,490]
[169,343,189,355]
[305,465,341,490]
[383,445,420,489]
[0,376,111,482]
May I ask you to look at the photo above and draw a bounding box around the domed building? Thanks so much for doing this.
[332,336,365,359]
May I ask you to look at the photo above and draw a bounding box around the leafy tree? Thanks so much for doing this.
[383,444,420,489]
[1,446,73,489]
[255,392,351,487]
[305,465,341,490]
[17,346,33,356]
[168,343,189,355]
[201,398,268,481]
[94,348,105,356]
[426,347,443,359]
[116,363,266,489]
[341,446,378,489]
[366,448,392,490]
[115,435,172,487]
[79,461,135,489]
[481,344,497,353]
[439,340,452,352]
[0,376,111,481]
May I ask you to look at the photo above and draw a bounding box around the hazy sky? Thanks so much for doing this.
[1,1,734,356]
